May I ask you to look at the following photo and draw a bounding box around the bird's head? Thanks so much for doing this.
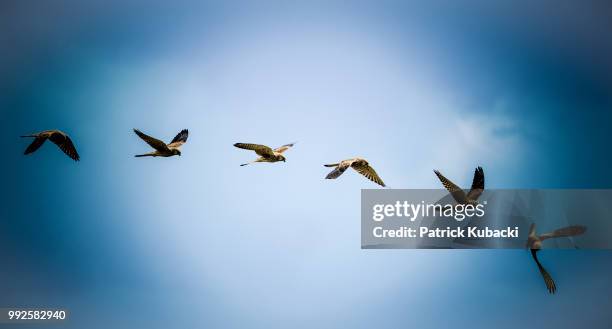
[279,155,286,162]
[173,149,182,156]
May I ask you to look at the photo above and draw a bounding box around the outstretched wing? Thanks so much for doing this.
[134,129,170,152]
[434,170,468,204]
[234,143,275,158]
[529,223,537,236]
[540,225,587,241]
[531,249,556,294]
[274,142,295,154]
[351,160,386,187]
[49,132,80,161]
[466,166,484,201]
[168,129,189,148]
[325,161,351,180]
[24,137,47,155]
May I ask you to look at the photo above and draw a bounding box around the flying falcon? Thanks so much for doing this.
[133,128,188,157]
[324,158,386,187]
[526,223,587,294]
[434,166,484,205]
[21,130,80,161]
[234,142,295,166]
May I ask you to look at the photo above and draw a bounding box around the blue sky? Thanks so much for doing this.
[1,1,611,328]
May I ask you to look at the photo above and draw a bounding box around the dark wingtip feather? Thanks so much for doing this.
[171,129,189,143]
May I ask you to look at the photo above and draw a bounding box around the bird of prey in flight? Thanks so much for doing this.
[133,129,188,157]
[324,158,386,187]
[434,166,484,205]
[21,130,80,161]
[526,223,587,294]
[234,142,295,166]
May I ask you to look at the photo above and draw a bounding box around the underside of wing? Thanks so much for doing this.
[168,129,188,148]
[234,143,275,157]
[352,161,385,187]
[531,249,556,294]
[540,267,557,294]
[49,132,80,161]
[466,166,485,200]
[325,163,348,179]
[24,137,47,155]
[434,170,468,204]
[274,143,295,154]
[134,129,170,152]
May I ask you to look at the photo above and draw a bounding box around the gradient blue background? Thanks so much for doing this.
[1,1,611,328]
